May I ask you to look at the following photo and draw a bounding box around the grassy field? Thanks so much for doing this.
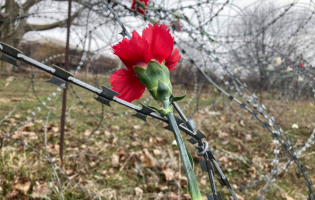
[0,69,314,199]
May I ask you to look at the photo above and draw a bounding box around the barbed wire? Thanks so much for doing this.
[1,0,315,199]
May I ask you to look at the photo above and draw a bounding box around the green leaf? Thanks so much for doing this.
[187,149,195,199]
[187,149,194,170]
[183,14,191,24]
[188,183,191,196]
[170,92,186,103]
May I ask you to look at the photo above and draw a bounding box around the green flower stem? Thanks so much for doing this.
[166,112,202,200]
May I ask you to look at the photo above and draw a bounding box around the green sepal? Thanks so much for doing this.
[134,66,155,89]
[170,92,186,104]
[134,60,171,91]
[156,80,171,101]
[135,60,172,102]
[146,60,170,86]
[148,105,173,116]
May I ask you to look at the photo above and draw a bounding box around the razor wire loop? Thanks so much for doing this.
[173,24,312,193]
[76,1,305,199]
[195,141,208,156]
[171,13,315,196]
[173,36,315,198]
[103,3,315,198]
[107,3,241,196]
[172,101,238,200]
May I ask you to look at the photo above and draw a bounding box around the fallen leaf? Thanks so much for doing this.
[84,130,91,136]
[31,183,51,198]
[66,169,74,176]
[22,122,34,131]
[118,148,126,157]
[219,156,228,163]
[162,166,175,181]
[153,149,161,156]
[245,134,252,141]
[133,125,141,130]
[221,138,229,145]
[236,194,245,200]
[89,161,96,168]
[284,194,294,200]
[240,120,245,127]
[218,130,228,138]
[112,153,119,167]
[111,125,120,131]
[5,190,19,200]
[141,149,156,167]
[200,175,207,185]
[51,127,59,133]
[112,137,118,144]
[104,131,111,137]
[158,185,168,191]
[168,192,180,199]
[48,144,60,154]
[153,136,166,143]
[6,76,14,82]
[134,187,143,196]
[13,177,31,194]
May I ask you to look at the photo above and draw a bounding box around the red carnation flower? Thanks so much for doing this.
[300,62,304,67]
[110,24,181,102]
[131,0,149,15]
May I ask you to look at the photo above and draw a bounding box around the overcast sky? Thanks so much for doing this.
[21,0,314,56]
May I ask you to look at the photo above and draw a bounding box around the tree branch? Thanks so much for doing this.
[23,0,44,11]
[26,10,80,32]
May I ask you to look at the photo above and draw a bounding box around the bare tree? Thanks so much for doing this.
[0,0,81,46]
[229,1,312,100]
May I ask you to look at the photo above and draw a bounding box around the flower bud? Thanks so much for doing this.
[134,60,172,103]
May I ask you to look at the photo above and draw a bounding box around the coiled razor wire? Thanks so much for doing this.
[1,0,315,199]
[98,1,314,199]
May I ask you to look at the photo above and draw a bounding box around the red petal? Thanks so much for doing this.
[137,8,146,15]
[131,0,136,9]
[142,24,174,64]
[110,69,145,102]
[112,31,150,72]
[165,48,181,70]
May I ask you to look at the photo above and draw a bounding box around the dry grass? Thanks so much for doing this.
[0,70,314,199]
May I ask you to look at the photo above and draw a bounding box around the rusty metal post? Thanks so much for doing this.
[60,0,72,165]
